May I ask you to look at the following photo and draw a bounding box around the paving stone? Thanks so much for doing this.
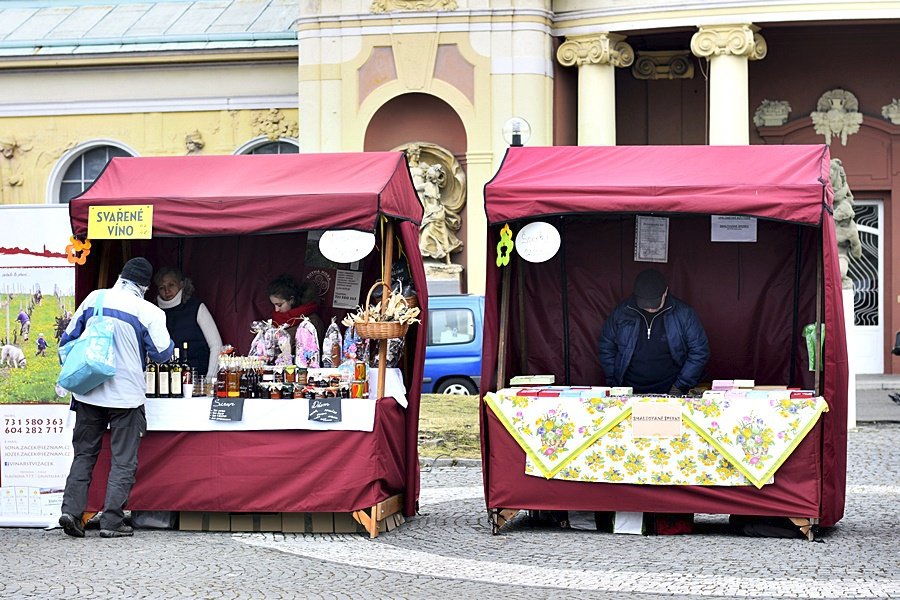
[0,424,896,599]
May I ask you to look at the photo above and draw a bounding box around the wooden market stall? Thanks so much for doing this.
[480,144,849,533]
[67,153,427,536]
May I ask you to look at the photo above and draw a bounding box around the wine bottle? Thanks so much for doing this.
[239,361,249,398]
[157,351,171,398]
[181,342,192,386]
[170,347,183,398]
[145,358,158,398]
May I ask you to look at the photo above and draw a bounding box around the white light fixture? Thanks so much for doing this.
[502,117,532,147]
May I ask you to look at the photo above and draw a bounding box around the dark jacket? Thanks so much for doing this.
[598,295,709,392]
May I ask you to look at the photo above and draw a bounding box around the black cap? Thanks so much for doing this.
[120,257,153,287]
[633,268,667,310]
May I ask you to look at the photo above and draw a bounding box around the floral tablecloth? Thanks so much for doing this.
[681,394,828,488]
[485,390,828,488]
[483,392,631,478]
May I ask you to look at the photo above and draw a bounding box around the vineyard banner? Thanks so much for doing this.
[0,205,76,526]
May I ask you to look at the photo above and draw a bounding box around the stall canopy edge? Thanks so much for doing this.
[483,145,832,226]
[70,152,424,238]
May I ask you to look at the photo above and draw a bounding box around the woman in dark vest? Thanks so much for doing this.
[155,267,222,380]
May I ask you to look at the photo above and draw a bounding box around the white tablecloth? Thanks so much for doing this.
[145,397,377,432]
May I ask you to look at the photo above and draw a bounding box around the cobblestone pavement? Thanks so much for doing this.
[1,424,897,599]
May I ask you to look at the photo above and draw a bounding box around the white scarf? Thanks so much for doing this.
[157,289,183,309]
[117,277,149,298]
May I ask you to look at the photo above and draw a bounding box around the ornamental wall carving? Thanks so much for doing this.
[882,99,900,125]
[371,0,457,13]
[810,89,863,146]
[753,100,792,128]
[252,109,298,141]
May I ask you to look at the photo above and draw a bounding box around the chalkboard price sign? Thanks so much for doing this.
[308,398,342,423]
[209,397,245,421]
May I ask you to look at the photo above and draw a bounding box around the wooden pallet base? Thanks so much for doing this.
[178,495,405,537]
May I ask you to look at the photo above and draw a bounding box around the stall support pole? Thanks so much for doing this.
[814,234,823,395]
[497,266,511,391]
[377,220,395,401]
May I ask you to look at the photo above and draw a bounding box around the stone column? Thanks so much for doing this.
[557,33,634,146]
[690,24,767,145]
[464,151,493,295]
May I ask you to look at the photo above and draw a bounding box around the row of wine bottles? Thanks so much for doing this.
[145,342,194,398]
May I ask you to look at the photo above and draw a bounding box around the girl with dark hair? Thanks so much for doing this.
[266,274,324,343]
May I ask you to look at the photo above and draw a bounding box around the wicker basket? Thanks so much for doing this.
[355,281,410,340]
[403,295,419,310]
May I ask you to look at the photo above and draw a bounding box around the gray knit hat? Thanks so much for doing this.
[120,257,153,287]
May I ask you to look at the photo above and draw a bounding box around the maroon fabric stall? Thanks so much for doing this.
[69,153,426,517]
[481,144,848,527]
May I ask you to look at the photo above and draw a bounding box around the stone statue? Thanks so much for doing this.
[418,163,463,263]
[397,142,466,264]
[830,158,862,289]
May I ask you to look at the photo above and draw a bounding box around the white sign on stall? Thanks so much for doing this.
[711,216,758,242]
[318,230,376,264]
[332,270,363,309]
[515,221,561,263]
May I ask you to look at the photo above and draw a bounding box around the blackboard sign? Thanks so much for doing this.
[308,397,342,423]
[209,397,245,421]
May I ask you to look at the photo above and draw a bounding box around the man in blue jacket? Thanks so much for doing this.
[58,257,173,539]
[599,268,709,395]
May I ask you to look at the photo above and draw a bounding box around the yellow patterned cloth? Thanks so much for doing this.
[525,413,753,486]
[483,391,630,478]
[681,393,828,488]
[486,390,829,488]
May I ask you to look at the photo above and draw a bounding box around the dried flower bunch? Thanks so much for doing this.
[342,286,421,327]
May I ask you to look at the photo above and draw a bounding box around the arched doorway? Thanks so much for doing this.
[365,93,470,291]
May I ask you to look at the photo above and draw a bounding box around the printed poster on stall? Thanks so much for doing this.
[0,404,73,526]
[634,216,669,263]
[0,205,76,526]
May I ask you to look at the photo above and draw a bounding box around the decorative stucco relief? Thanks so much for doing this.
[753,100,792,128]
[882,98,900,125]
[810,89,863,146]
[371,0,457,13]
[185,131,205,154]
[253,109,298,141]
[0,136,32,160]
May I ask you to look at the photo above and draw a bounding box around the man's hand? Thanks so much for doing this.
[668,385,683,397]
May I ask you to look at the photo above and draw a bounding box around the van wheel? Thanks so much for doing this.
[436,378,477,395]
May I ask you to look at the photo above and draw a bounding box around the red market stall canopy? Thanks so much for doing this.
[69,152,427,522]
[485,144,832,225]
[70,152,423,237]
[481,144,849,528]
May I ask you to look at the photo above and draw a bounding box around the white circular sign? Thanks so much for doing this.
[515,221,560,263]
[318,230,376,264]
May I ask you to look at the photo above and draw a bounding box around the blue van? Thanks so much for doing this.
[422,294,484,395]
